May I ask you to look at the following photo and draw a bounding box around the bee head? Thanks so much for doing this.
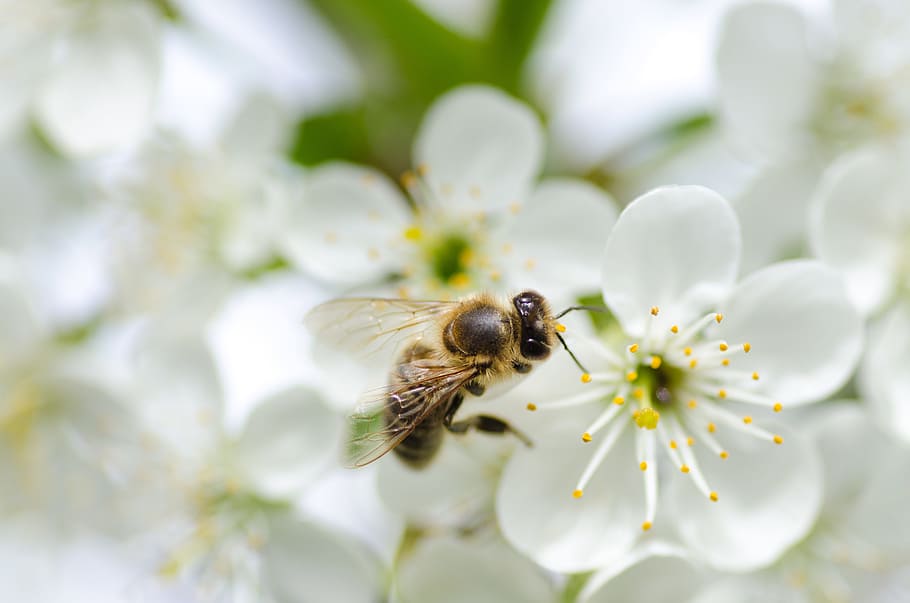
[512,290,552,361]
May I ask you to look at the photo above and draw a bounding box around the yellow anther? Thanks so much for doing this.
[773,402,783,413]
[721,358,730,366]
[634,408,660,430]
[526,403,537,411]
[718,389,727,399]
[743,416,753,424]
[720,451,729,459]
[403,226,423,241]
[449,273,471,288]
[743,342,752,353]
[639,461,648,471]
[582,432,592,443]
[687,399,698,409]
[707,422,716,433]
[774,435,784,445]
[689,359,698,369]
[632,387,644,400]
[613,396,625,406]
[670,325,679,334]
[628,344,639,353]
[687,437,694,446]
[400,171,417,188]
[524,258,536,270]
[719,342,729,351]
[752,372,760,381]
[580,373,592,383]
[642,521,653,531]
[715,313,724,323]
[650,356,662,369]
[626,370,638,382]
[650,306,660,316]
[710,491,719,502]
[555,323,567,333]
[669,440,678,449]
[684,347,693,356]
[416,163,429,176]
[680,465,690,473]
[573,489,584,499]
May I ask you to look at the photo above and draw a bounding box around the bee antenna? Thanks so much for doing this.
[555,331,590,375]
[554,304,609,320]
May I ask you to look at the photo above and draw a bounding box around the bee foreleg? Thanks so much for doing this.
[445,414,533,448]
[464,380,486,397]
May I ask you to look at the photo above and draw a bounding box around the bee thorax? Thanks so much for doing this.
[443,305,511,357]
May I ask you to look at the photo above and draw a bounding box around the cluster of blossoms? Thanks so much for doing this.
[1,1,909,602]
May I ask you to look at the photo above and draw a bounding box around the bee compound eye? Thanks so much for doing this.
[520,338,550,360]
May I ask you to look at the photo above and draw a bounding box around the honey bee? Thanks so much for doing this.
[306,290,592,469]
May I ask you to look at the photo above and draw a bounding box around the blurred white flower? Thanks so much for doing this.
[282,85,617,303]
[717,0,910,162]
[688,404,910,603]
[130,329,382,602]
[107,96,300,317]
[494,186,863,573]
[0,0,164,157]
[809,145,910,443]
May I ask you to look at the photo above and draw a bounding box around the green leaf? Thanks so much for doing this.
[486,0,554,93]
[290,107,371,166]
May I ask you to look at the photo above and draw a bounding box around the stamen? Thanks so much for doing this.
[689,359,698,369]
[650,306,660,316]
[715,313,724,323]
[582,433,592,443]
[642,521,652,531]
[743,416,753,424]
[403,226,423,241]
[400,171,417,188]
[721,359,730,366]
[752,372,760,381]
[675,426,716,499]
[628,344,639,353]
[696,398,778,443]
[634,408,660,430]
[774,435,784,445]
[710,492,719,502]
[613,396,625,406]
[573,489,584,499]
[677,413,724,458]
[656,423,684,468]
[580,373,592,383]
[675,312,724,346]
[670,325,679,334]
[637,429,658,529]
[684,347,693,356]
[583,403,624,439]
[640,461,647,471]
[573,418,628,497]
[718,342,729,351]
[649,356,662,369]
[773,402,783,413]
[526,403,537,411]
[626,370,638,382]
[692,383,779,408]
[555,323,567,333]
[530,388,606,410]
[743,342,752,353]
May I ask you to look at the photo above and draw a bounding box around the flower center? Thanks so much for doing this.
[427,232,473,285]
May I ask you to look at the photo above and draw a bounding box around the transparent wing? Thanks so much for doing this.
[346,360,478,468]
[305,297,457,359]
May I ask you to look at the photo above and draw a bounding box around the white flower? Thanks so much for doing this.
[717,0,910,162]
[0,0,163,157]
[107,98,300,316]
[687,404,910,603]
[131,329,382,602]
[494,186,863,573]
[809,145,910,442]
[282,85,617,303]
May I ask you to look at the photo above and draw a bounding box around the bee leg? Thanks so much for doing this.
[445,414,533,448]
[464,380,486,397]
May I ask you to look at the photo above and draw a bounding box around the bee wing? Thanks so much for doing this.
[305,298,457,359]
[346,361,478,468]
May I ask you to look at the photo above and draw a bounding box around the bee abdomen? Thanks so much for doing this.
[393,419,444,468]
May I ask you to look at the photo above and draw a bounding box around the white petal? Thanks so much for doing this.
[860,303,910,444]
[690,574,810,603]
[235,387,341,498]
[602,186,740,336]
[280,163,411,285]
[718,260,863,405]
[734,159,823,275]
[263,516,381,603]
[497,421,644,573]
[35,3,160,156]
[0,276,42,364]
[498,179,617,302]
[396,537,555,603]
[414,85,543,213]
[808,146,909,315]
[580,543,705,603]
[716,2,818,158]
[668,423,822,572]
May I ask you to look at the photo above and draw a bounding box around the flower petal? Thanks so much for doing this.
[235,386,342,498]
[718,260,863,405]
[35,2,161,157]
[498,179,617,302]
[668,423,822,572]
[414,86,543,213]
[602,186,740,336]
[396,537,556,603]
[263,516,381,603]
[580,543,705,603]
[734,159,823,275]
[497,420,644,573]
[860,302,910,444]
[808,147,909,315]
[0,275,42,363]
[280,163,411,285]
[716,2,818,158]
[690,574,809,603]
